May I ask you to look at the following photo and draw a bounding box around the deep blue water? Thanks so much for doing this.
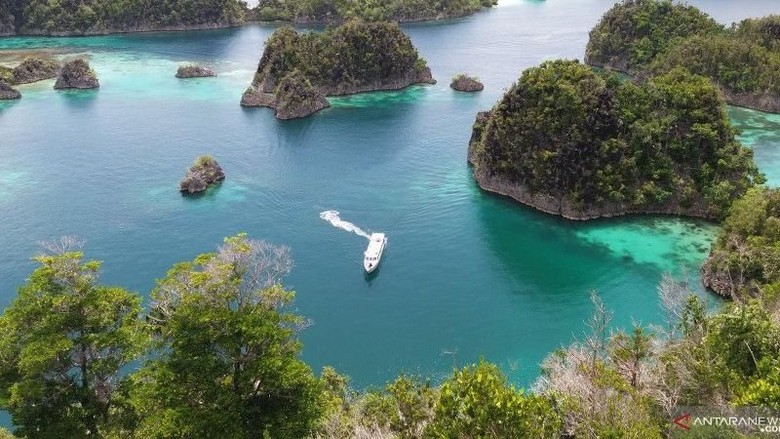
[0,0,778,402]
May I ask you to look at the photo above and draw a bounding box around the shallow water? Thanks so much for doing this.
[0,0,778,397]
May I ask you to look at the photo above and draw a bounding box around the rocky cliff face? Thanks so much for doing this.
[0,80,21,100]
[12,57,61,84]
[242,71,330,119]
[700,256,734,298]
[54,59,99,89]
[180,156,226,194]
[175,64,216,78]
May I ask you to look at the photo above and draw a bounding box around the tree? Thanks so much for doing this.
[425,360,561,438]
[130,234,323,438]
[0,238,145,438]
[609,326,653,389]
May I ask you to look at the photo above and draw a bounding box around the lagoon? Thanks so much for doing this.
[1,0,778,393]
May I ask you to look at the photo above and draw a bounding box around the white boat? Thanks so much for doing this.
[363,232,387,273]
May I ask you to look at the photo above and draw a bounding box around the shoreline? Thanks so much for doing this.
[0,8,492,38]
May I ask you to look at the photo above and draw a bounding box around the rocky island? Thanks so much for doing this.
[54,59,99,89]
[180,155,225,194]
[702,187,780,299]
[468,60,763,221]
[10,57,61,85]
[176,64,216,78]
[450,74,484,92]
[0,80,21,100]
[241,21,436,119]
[586,0,780,113]
[252,0,497,23]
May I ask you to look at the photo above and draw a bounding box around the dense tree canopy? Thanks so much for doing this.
[0,0,246,35]
[586,1,780,111]
[470,59,762,219]
[252,0,497,23]
[246,20,432,97]
[130,234,323,438]
[702,187,780,300]
[585,0,721,71]
[0,238,145,438]
[0,235,779,437]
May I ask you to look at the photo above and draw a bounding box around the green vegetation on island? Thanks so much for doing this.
[0,0,246,35]
[252,0,497,23]
[54,59,99,89]
[586,0,780,112]
[1,235,779,437]
[7,57,60,85]
[450,73,484,92]
[179,155,225,193]
[175,64,216,78]
[702,187,780,300]
[242,20,435,118]
[0,0,497,35]
[468,59,763,220]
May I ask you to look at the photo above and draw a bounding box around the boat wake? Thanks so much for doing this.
[319,210,371,239]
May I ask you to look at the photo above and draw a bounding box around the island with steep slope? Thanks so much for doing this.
[0,80,20,99]
[9,57,61,84]
[180,155,225,194]
[468,60,763,220]
[241,20,435,119]
[252,0,497,23]
[586,0,780,112]
[702,187,780,299]
[54,59,99,89]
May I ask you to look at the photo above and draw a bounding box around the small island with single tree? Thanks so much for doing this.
[586,0,780,113]
[241,20,436,119]
[468,59,763,220]
[450,73,484,92]
[179,155,225,194]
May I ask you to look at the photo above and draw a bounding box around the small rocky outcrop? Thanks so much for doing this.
[450,74,483,92]
[243,70,330,119]
[54,59,99,89]
[175,64,216,78]
[0,80,21,100]
[179,155,225,194]
[12,57,60,84]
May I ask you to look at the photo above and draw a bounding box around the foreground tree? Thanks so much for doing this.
[130,234,323,438]
[0,238,145,438]
[426,360,561,438]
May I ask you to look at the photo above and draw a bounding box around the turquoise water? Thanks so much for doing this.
[1,0,779,396]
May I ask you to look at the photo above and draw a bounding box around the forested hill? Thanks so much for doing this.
[586,0,780,112]
[0,0,246,36]
[468,60,762,220]
[251,0,497,23]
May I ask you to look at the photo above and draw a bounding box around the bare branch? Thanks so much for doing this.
[38,235,84,255]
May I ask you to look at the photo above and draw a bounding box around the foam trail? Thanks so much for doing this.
[320,210,370,239]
